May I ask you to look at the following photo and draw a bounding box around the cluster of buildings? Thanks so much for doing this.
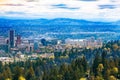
[65,37,102,48]
[0,30,103,63]
[0,30,58,63]
[0,30,39,54]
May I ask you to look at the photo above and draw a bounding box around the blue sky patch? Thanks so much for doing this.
[99,5,116,9]
[52,4,79,10]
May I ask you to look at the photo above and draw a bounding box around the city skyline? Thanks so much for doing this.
[0,0,120,22]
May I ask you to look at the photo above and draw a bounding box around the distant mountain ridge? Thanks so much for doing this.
[0,18,114,27]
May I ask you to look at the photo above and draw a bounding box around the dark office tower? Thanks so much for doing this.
[9,30,15,48]
[16,35,21,45]
[6,39,9,45]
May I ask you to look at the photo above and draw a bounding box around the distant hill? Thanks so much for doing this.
[0,18,113,27]
[0,18,118,33]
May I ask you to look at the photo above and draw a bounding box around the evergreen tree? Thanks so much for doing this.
[92,53,101,76]
[25,67,35,80]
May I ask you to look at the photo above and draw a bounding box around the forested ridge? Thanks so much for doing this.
[1,40,120,80]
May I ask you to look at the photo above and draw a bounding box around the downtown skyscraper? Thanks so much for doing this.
[9,30,15,48]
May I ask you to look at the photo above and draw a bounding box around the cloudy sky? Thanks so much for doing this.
[0,0,120,21]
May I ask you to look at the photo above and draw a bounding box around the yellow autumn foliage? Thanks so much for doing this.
[80,77,86,80]
[112,67,118,74]
[49,55,55,59]
[109,75,116,80]
[95,76,104,80]
[18,76,26,80]
[5,78,12,80]
[112,44,119,51]
[97,64,104,72]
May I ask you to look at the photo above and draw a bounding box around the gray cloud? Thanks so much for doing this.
[110,0,117,2]
[52,4,79,10]
[99,5,116,9]
[5,11,25,15]
[0,4,24,6]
